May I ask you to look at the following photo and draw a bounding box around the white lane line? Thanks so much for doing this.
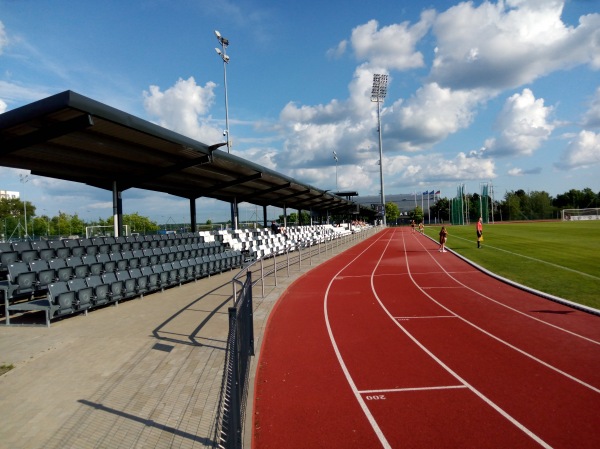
[407,234,600,394]
[447,234,600,281]
[368,228,554,449]
[359,385,468,394]
[324,231,393,449]
[413,235,600,347]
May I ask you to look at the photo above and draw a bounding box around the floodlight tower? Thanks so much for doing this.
[214,30,237,230]
[214,30,231,153]
[371,73,388,226]
[333,151,339,192]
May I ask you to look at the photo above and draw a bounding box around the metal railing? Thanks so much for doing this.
[215,271,254,449]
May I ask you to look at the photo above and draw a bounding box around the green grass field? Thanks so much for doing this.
[423,221,600,310]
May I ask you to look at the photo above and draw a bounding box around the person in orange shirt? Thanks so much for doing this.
[476,217,483,248]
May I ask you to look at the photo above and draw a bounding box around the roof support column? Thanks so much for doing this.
[231,199,239,230]
[112,181,123,237]
[283,205,287,228]
[263,205,268,228]
[190,199,197,232]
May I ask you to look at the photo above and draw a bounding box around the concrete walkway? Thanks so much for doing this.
[0,233,373,449]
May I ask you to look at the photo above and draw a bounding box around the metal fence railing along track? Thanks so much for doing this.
[215,271,254,449]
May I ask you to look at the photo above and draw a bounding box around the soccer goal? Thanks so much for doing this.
[85,225,131,238]
[561,208,600,221]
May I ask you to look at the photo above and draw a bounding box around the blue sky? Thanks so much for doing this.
[1,0,599,224]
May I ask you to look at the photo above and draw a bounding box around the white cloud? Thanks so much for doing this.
[507,166,542,176]
[582,87,600,128]
[326,40,347,60]
[483,88,554,157]
[386,83,488,151]
[143,77,222,144]
[430,0,600,90]
[556,130,600,169]
[0,21,8,55]
[0,98,6,113]
[233,146,279,170]
[508,167,524,176]
[350,12,435,71]
[0,80,52,105]
[388,152,496,183]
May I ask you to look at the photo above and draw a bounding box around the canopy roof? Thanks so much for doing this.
[0,90,364,215]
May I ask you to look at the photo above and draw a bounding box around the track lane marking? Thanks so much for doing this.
[324,231,393,449]
[359,385,467,394]
[412,234,600,348]
[368,228,554,449]
[406,233,600,393]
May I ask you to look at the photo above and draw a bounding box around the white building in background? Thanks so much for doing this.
[0,190,20,200]
[355,193,435,215]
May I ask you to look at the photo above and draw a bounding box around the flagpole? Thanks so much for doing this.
[428,191,430,225]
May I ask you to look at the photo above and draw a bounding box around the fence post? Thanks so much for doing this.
[273,251,278,287]
[227,306,241,449]
[260,257,265,298]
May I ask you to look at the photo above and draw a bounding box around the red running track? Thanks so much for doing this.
[252,227,600,449]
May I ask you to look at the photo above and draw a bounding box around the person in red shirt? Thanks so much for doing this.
[476,217,483,248]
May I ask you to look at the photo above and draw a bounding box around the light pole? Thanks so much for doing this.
[215,30,237,229]
[371,74,388,226]
[333,151,339,192]
[214,30,231,154]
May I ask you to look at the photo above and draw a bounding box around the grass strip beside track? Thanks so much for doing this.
[423,221,600,310]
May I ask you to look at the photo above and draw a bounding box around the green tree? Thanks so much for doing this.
[410,206,424,223]
[430,197,450,223]
[31,215,52,237]
[503,190,526,221]
[122,213,159,234]
[528,191,554,219]
[52,212,85,237]
[385,201,400,225]
[101,213,159,234]
[0,197,36,238]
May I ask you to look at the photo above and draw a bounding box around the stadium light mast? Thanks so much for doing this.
[215,30,237,231]
[371,73,388,226]
[214,30,231,153]
[333,151,339,192]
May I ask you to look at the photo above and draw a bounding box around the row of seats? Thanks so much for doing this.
[223,225,353,260]
[2,249,243,325]
[46,254,242,316]
[0,239,223,272]
[2,225,370,325]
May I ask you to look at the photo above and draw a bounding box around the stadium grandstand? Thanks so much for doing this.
[0,90,380,447]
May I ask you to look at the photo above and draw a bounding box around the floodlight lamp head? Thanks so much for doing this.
[214,30,229,47]
[370,73,389,102]
[215,48,222,56]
